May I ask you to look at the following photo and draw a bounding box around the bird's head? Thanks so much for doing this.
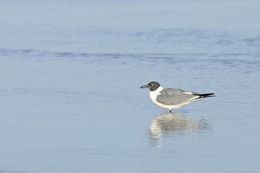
[140,81,160,91]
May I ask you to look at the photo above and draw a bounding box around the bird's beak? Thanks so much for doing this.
[140,85,149,88]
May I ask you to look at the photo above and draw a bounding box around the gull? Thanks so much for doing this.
[141,81,215,112]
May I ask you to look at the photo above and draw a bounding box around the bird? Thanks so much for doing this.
[140,81,215,112]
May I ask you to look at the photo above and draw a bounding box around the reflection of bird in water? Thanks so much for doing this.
[150,112,201,138]
[141,81,215,112]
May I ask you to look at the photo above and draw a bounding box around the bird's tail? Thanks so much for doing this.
[196,93,215,98]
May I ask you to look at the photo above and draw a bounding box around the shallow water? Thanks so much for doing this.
[0,0,260,173]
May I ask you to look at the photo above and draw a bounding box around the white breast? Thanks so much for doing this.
[149,87,173,110]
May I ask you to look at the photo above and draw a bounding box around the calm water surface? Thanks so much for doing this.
[0,0,260,173]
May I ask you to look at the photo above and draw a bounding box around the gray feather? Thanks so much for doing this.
[156,88,198,105]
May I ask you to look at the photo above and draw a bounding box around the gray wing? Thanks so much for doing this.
[157,88,198,105]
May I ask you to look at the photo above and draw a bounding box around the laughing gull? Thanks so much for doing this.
[141,81,215,112]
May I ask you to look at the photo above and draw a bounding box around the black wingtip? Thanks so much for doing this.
[198,93,215,98]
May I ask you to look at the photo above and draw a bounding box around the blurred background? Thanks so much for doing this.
[0,0,260,173]
[1,0,260,53]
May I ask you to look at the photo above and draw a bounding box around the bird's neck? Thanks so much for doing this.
[150,86,163,94]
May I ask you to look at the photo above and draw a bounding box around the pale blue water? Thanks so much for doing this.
[0,1,260,173]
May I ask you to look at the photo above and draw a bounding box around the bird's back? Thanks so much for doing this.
[157,88,197,105]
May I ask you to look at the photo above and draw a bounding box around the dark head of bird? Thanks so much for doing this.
[140,81,160,91]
